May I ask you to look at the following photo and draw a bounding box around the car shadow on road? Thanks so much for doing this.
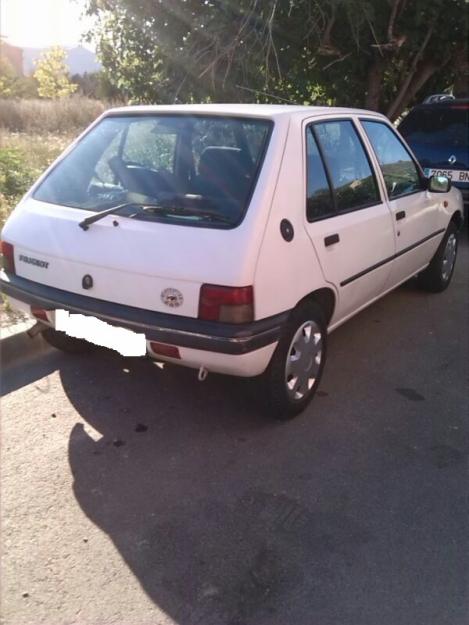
[62,348,380,625]
[60,300,468,625]
[1,340,62,396]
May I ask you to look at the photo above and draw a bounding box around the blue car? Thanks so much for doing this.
[398,97,468,228]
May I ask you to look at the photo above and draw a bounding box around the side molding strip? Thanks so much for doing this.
[340,228,445,287]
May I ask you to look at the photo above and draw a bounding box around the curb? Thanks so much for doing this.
[1,318,34,339]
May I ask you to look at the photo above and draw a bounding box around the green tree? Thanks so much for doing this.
[85,0,467,118]
[33,46,78,99]
[0,56,17,97]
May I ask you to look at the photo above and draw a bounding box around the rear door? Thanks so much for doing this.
[303,118,395,323]
[360,119,443,286]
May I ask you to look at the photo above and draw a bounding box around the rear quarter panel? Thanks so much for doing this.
[254,115,332,320]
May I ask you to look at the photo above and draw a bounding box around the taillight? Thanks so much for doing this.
[0,241,15,274]
[198,284,254,323]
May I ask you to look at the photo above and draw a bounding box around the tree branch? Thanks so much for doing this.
[387,22,435,120]
[387,0,401,42]
[323,52,352,71]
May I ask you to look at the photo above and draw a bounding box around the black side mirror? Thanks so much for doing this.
[428,174,451,193]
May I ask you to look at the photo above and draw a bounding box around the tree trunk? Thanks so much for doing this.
[453,45,469,97]
[391,62,438,118]
[387,23,434,120]
[365,57,385,110]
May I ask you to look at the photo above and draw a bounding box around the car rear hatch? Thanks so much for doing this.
[5,198,256,319]
[2,111,276,320]
[399,103,469,185]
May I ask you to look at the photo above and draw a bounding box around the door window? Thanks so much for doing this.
[361,120,422,199]
[306,127,334,221]
[314,120,380,212]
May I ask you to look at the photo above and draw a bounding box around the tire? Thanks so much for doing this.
[42,327,95,354]
[261,301,327,420]
[417,221,458,293]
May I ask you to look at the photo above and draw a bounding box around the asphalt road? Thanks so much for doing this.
[1,239,468,625]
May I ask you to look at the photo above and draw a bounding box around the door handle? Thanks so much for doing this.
[396,210,406,221]
[324,233,340,247]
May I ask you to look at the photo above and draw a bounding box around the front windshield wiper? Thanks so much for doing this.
[78,202,139,230]
[79,200,232,230]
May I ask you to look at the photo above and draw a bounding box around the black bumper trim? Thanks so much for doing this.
[0,272,287,355]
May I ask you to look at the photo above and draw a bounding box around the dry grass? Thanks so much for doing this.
[0,97,127,228]
[1,129,73,170]
[0,130,74,227]
[0,97,112,133]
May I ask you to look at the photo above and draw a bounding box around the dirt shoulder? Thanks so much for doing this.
[1,302,29,329]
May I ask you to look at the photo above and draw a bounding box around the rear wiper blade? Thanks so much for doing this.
[78,202,140,231]
[135,204,232,224]
[79,200,232,231]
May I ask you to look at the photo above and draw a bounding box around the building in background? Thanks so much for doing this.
[0,39,24,74]
[0,38,100,76]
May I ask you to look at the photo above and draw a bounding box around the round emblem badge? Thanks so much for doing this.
[161,288,183,308]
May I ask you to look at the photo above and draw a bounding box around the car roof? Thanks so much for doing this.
[104,103,387,121]
[409,98,469,111]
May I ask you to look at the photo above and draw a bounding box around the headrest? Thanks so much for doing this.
[198,146,248,178]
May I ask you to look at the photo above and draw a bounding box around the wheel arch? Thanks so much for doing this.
[297,287,336,327]
[450,210,463,231]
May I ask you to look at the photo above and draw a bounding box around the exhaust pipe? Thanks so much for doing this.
[27,322,47,338]
[198,366,208,382]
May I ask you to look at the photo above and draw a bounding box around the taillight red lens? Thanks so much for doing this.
[198,284,254,323]
[0,241,15,273]
[149,342,181,359]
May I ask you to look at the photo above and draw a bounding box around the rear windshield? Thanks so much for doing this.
[34,115,273,228]
[399,106,469,149]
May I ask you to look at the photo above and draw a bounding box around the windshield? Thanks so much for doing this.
[33,114,273,228]
[399,106,469,150]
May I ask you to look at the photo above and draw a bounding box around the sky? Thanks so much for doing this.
[0,0,95,49]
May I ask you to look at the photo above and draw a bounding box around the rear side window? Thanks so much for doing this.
[314,120,380,211]
[361,120,421,199]
[306,128,334,220]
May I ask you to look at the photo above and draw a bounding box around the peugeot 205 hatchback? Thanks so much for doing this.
[1,105,464,419]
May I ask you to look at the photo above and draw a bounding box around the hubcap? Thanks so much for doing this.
[285,321,322,401]
[441,233,457,281]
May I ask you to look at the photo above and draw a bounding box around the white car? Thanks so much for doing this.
[1,104,463,419]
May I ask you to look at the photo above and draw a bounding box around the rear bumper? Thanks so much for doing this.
[1,271,287,356]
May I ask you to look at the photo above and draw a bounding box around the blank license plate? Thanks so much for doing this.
[55,310,146,356]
